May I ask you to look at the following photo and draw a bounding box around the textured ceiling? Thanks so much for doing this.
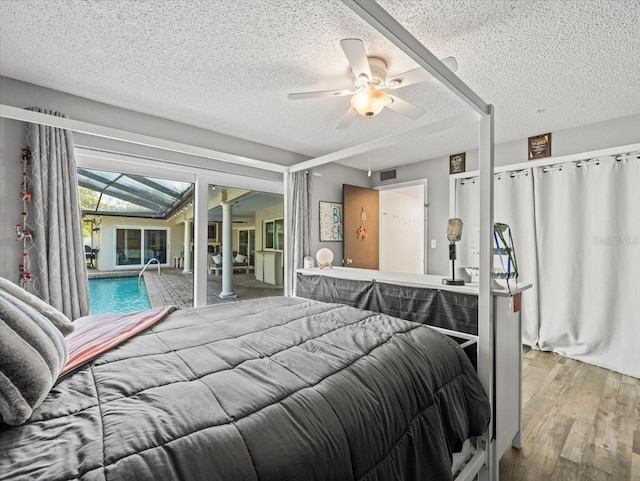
[1,0,639,172]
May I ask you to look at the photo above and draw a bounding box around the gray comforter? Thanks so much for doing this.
[0,297,490,481]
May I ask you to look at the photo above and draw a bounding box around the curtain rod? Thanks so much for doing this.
[451,143,640,180]
[616,151,640,161]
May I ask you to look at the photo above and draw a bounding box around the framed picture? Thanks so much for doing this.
[449,153,466,174]
[528,132,551,160]
[319,201,343,241]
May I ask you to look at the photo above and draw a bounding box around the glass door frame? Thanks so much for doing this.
[113,225,170,269]
[237,227,256,266]
[76,150,284,308]
[196,173,284,306]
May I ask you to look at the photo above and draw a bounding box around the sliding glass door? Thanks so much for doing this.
[115,227,168,267]
[238,228,256,265]
[144,229,168,264]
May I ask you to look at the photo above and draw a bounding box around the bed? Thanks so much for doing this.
[0,296,490,481]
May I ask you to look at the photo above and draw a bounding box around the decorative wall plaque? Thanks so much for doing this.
[528,132,552,160]
[449,152,466,174]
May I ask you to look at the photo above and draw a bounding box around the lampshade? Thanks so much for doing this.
[350,86,391,117]
[316,248,334,269]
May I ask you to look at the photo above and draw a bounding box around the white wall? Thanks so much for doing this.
[372,113,640,275]
[379,185,424,274]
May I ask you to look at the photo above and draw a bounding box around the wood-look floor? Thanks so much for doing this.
[500,347,640,481]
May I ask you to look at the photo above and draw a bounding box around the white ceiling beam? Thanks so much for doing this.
[289,111,479,172]
[341,0,490,116]
[0,104,287,174]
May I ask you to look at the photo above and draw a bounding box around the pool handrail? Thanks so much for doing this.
[139,258,160,285]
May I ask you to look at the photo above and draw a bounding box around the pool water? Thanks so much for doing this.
[89,276,151,315]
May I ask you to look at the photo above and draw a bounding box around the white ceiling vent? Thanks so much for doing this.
[380,169,396,182]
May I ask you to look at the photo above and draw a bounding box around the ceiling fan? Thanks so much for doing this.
[288,38,458,129]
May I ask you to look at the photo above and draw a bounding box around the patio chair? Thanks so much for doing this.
[84,245,97,268]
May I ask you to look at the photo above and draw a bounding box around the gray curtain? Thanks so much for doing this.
[26,108,89,320]
[289,170,312,294]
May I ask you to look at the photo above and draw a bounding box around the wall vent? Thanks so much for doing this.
[380,169,396,182]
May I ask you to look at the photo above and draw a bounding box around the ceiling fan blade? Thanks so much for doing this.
[336,107,359,129]
[386,56,459,89]
[288,88,355,100]
[386,95,426,120]
[340,38,372,81]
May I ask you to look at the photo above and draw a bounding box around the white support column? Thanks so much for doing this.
[182,219,192,274]
[283,169,291,297]
[478,104,496,481]
[219,202,237,299]
[193,178,209,307]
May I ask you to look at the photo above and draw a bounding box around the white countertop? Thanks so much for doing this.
[297,267,531,297]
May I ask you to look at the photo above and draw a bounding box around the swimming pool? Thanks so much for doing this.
[88,276,151,315]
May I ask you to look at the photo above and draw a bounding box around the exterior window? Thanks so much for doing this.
[274,219,284,250]
[265,221,275,249]
[263,218,284,251]
[208,224,218,243]
[116,227,168,266]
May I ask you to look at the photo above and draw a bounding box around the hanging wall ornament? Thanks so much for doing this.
[356,207,369,240]
[17,145,33,288]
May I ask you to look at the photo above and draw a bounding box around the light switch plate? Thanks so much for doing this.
[431,239,437,248]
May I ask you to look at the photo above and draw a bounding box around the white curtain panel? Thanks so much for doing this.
[493,170,540,347]
[456,173,540,346]
[533,156,640,378]
[27,108,89,320]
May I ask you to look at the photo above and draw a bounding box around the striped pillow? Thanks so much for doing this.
[0,287,71,425]
[0,277,74,335]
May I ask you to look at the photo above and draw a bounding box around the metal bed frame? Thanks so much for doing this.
[289,1,501,478]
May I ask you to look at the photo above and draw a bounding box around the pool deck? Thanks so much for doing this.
[88,268,283,309]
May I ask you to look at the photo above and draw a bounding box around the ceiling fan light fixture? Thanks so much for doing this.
[350,86,391,117]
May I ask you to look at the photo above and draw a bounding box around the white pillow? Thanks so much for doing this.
[235,254,247,263]
[212,254,222,265]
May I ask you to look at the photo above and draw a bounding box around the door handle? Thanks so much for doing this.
[345,258,353,265]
